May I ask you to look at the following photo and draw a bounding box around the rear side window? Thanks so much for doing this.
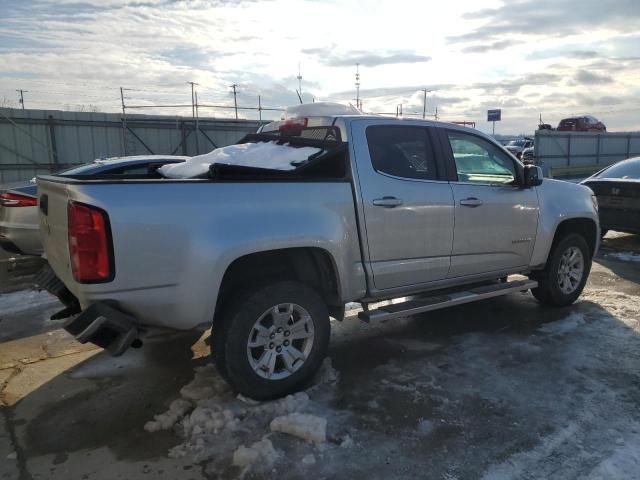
[366,126,437,180]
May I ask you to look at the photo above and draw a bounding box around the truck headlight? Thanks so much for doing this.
[591,194,598,212]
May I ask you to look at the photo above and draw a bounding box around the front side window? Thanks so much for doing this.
[366,126,437,180]
[447,131,516,185]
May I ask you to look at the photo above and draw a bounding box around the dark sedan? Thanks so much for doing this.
[581,157,640,236]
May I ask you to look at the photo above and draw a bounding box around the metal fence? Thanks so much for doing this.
[534,130,640,177]
[0,108,267,183]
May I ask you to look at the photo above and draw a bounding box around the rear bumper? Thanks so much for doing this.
[64,302,140,356]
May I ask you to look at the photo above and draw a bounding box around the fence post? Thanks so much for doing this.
[181,121,187,156]
[627,134,631,159]
[47,115,58,169]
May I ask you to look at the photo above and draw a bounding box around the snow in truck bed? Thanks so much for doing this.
[159,141,322,179]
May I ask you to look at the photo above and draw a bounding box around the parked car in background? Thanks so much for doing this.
[581,157,640,236]
[557,116,606,132]
[504,138,533,159]
[0,155,187,255]
[521,146,535,164]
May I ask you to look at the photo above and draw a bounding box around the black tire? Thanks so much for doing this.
[530,233,592,307]
[211,281,330,400]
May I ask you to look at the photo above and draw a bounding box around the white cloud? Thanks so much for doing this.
[0,0,639,133]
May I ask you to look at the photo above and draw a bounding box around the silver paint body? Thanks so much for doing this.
[38,117,599,331]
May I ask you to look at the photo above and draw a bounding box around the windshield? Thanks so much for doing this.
[507,140,525,147]
[596,160,640,180]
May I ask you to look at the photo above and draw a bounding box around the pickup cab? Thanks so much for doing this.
[37,111,600,399]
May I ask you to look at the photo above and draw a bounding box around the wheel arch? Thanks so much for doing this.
[552,218,598,258]
[214,247,343,324]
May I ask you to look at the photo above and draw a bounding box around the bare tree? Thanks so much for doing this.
[1,96,16,109]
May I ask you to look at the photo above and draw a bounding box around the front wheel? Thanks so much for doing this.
[212,281,330,400]
[530,233,592,307]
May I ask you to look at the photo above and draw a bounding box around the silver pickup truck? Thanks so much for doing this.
[37,114,600,399]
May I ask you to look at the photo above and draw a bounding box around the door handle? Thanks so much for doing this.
[459,197,483,207]
[373,196,403,208]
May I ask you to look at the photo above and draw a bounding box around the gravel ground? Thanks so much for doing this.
[0,232,639,480]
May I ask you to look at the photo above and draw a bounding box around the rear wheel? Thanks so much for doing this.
[530,233,591,307]
[212,281,330,400]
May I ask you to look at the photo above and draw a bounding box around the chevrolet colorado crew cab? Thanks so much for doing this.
[37,111,600,399]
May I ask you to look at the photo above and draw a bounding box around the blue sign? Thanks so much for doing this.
[487,109,502,122]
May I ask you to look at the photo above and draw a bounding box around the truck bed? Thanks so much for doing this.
[37,175,365,331]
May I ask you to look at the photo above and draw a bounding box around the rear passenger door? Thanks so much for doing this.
[440,129,539,278]
[351,121,454,291]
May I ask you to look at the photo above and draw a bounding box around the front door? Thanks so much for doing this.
[442,129,539,278]
[352,122,454,290]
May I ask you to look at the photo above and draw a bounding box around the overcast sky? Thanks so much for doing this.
[0,0,639,134]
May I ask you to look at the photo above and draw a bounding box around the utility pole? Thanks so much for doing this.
[16,89,27,109]
[258,95,262,121]
[421,88,431,119]
[435,106,438,121]
[187,81,198,119]
[119,87,127,155]
[230,84,238,119]
[354,63,361,110]
[194,90,200,154]
[297,62,303,103]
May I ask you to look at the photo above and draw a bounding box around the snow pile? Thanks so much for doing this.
[145,359,340,472]
[605,251,640,263]
[159,142,322,179]
[144,398,192,432]
[270,413,327,445]
[232,436,280,469]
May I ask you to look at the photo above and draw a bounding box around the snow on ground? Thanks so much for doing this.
[143,284,640,479]
[145,358,345,477]
[604,251,640,262]
[0,289,59,317]
[159,142,321,179]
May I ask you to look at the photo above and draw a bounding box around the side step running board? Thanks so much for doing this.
[358,279,538,323]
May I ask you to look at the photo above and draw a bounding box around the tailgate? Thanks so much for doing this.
[37,177,74,286]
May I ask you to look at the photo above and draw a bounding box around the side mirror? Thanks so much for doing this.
[524,164,543,187]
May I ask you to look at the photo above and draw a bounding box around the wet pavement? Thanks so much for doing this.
[1,232,639,480]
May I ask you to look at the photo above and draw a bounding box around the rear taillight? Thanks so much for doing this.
[0,192,37,207]
[68,201,113,283]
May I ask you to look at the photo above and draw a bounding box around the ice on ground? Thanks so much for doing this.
[159,142,322,179]
[232,437,280,469]
[538,313,585,335]
[605,251,640,263]
[417,418,434,436]
[0,289,59,316]
[301,453,316,465]
[270,413,327,445]
[311,357,339,386]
